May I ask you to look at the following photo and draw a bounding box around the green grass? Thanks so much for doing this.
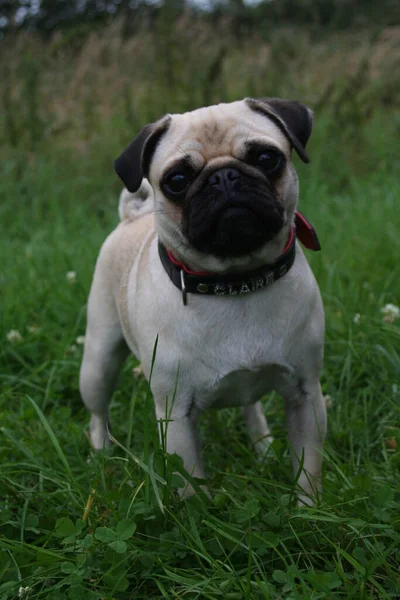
[1,99,400,599]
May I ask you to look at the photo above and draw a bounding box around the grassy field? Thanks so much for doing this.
[1,22,400,600]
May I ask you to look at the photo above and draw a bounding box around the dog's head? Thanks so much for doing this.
[115,98,312,271]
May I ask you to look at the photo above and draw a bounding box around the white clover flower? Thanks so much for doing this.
[66,271,77,284]
[353,313,361,325]
[381,303,400,324]
[324,395,333,409]
[133,364,144,378]
[19,586,31,598]
[76,335,85,345]
[27,325,41,334]
[7,329,23,343]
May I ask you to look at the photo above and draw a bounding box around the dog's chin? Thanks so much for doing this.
[187,207,285,258]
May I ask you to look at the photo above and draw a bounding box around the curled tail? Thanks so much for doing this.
[118,179,154,222]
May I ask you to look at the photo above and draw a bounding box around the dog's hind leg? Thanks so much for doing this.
[79,261,129,450]
[242,401,273,458]
[284,381,327,506]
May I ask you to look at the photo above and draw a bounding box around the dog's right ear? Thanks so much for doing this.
[114,116,171,193]
[245,98,313,163]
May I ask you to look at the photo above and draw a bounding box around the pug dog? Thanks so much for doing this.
[79,98,326,505]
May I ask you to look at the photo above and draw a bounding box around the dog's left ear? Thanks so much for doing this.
[245,97,313,163]
[114,116,171,193]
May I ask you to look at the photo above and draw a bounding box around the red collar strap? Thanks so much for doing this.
[295,210,321,251]
[158,210,320,305]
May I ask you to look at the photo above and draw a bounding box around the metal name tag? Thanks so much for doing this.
[213,272,275,296]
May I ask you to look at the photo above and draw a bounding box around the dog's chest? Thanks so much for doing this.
[180,306,295,409]
[126,239,320,409]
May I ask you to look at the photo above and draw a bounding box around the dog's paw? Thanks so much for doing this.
[89,415,112,450]
[296,480,321,508]
[133,364,144,379]
[179,482,211,501]
[297,493,315,508]
[253,435,274,461]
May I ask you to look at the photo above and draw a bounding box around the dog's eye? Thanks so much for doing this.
[162,172,191,198]
[255,150,284,174]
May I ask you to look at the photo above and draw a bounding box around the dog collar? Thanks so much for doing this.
[158,210,320,305]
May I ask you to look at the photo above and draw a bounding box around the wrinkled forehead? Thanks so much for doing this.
[152,101,290,174]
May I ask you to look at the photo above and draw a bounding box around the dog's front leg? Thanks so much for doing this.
[242,401,273,458]
[79,262,129,450]
[284,381,327,506]
[155,401,205,499]
[80,331,129,450]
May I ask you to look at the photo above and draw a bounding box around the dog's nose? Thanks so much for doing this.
[209,168,240,189]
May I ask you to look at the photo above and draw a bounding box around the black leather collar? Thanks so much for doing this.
[158,212,320,306]
[158,229,297,305]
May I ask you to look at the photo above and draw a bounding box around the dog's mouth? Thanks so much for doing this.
[185,201,285,258]
[180,169,286,258]
[217,204,265,223]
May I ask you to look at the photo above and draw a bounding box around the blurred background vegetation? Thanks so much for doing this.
[0,1,399,163]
